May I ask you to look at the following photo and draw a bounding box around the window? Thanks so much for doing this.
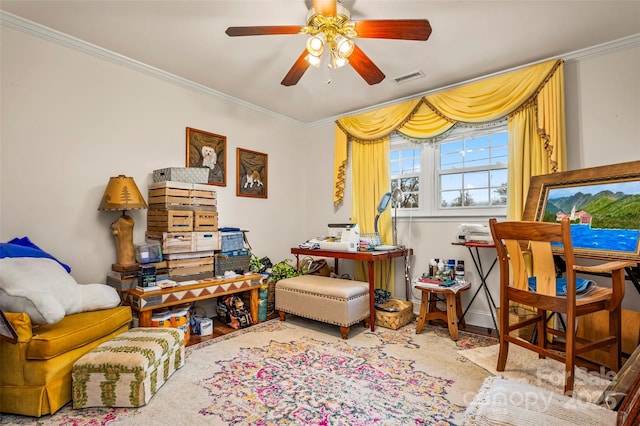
[390,125,508,216]
[390,146,420,208]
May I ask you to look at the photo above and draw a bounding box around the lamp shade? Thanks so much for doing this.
[98,175,147,211]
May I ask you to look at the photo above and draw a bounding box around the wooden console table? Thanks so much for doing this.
[290,247,412,331]
[123,273,263,327]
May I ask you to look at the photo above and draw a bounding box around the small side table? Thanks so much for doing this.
[415,282,471,341]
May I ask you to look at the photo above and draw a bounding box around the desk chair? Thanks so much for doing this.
[489,217,634,394]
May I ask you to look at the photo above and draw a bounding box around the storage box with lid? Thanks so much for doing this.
[214,249,251,275]
[220,231,244,252]
[153,167,209,184]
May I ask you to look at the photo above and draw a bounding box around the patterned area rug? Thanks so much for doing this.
[0,318,496,426]
[458,343,611,403]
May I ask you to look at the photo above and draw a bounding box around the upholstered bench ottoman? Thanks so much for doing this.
[275,275,370,339]
[72,327,185,409]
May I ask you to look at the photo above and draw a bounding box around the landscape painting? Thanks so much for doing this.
[542,181,640,253]
[524,160,640,261]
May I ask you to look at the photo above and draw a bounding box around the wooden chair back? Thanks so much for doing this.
[490,217,578,307]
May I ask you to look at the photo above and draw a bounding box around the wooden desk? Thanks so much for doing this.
[290,247,412,331]
[124,273,263,328]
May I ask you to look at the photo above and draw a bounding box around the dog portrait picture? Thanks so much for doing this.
[237,148,268,199]
[186,127,226,186]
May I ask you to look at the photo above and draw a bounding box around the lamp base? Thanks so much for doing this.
[111,213,136,266]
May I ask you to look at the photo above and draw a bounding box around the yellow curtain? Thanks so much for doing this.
[351,137,393,291]
[334,59,566,219]
[333,126,348,206]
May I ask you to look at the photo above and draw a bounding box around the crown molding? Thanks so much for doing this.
[0,11,305,127]
[2,11,638,129]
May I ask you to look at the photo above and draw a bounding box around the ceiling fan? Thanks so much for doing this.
[225,0,432,86]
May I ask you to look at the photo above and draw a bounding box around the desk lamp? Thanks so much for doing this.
[98,175,147,266]
[374,192,392,239]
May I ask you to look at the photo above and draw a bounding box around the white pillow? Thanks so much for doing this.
[78,283,121,312]
[0,257,82,324]
[0,287,65,325]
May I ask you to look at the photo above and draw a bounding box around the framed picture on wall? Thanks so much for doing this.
[523,160,640,261]
[186,127,227,186]
[236,148,268,199]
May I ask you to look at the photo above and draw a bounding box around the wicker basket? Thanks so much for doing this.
[375,299,414,330]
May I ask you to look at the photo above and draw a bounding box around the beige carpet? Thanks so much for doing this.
[0,317,496,426]
[458,343,611,403]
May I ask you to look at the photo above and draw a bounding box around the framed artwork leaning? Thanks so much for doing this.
[186,127,227,186]
[523,160,640,262]
[236,148,268,198]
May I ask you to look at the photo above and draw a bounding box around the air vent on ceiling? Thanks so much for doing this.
[393,70,425,84]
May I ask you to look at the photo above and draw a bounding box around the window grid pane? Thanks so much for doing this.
[438,130,508,209]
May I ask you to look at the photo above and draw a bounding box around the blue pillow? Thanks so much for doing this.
[0,237,71,272]
[527,276,594,296]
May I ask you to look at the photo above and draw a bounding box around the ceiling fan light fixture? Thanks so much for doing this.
[328,49,349,69]
[306,53,322,67]
[306,33,326,57]
[334,34,354,58]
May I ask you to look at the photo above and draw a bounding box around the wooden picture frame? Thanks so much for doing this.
[236,148,268,198]
[186,127,226,186]
[523,160,640,261]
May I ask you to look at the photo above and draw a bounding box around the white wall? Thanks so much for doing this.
[564,46,640,170]
[2,24,639,328]
[0,26,312,283]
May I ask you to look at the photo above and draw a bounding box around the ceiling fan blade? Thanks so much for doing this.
[353,19,432,40]
[281,49,312,86]
[225,26,302,37]
[349,45,385,85]
[312,0,337,17]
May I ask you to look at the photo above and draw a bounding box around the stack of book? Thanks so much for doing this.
[106,261,168,295]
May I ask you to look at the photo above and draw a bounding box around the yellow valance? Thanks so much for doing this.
[333,59,566,220]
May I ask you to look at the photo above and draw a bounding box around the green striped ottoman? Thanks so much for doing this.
[72,327,185,408]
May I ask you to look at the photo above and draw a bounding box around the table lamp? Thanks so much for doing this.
[98,175,147,266]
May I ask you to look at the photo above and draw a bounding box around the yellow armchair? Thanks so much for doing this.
[0,306,132,417]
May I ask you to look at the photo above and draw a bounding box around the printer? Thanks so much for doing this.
[456,223,493,244]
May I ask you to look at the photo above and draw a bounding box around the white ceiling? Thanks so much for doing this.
[2,0,640,125]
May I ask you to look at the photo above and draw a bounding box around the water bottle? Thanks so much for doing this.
[455,260,465,284]
[429,258,437,277]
